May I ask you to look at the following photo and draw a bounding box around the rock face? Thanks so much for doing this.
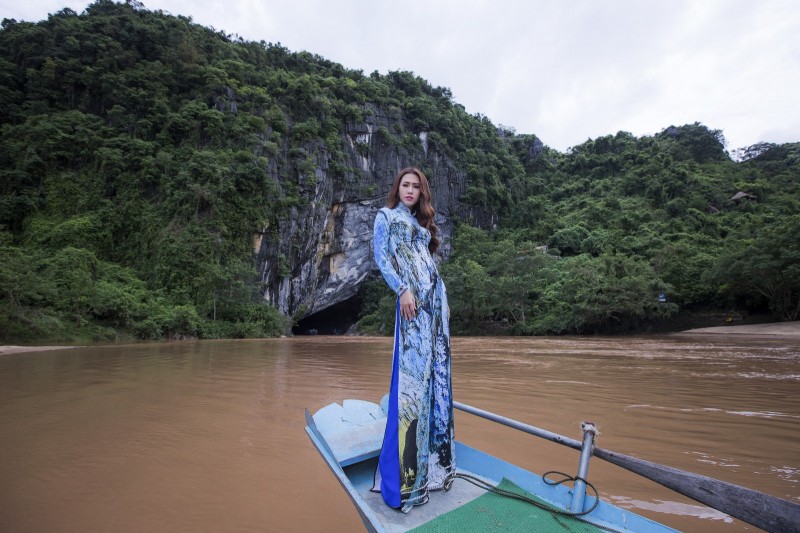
[253,105,478,321]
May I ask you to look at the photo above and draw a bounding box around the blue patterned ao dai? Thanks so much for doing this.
[370,202,455,513]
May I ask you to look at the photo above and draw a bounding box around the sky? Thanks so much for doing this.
[2,0,799,153]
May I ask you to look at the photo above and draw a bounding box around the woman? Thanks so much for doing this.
[370,167,455,513]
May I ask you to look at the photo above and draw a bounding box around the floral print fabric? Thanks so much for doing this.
[371,203,455,512]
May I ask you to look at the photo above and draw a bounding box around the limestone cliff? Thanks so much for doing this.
[253,104,479,324]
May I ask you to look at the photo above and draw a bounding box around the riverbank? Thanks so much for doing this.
[673,321,800,337]
[3,321,800,354]
[0,345,78,355]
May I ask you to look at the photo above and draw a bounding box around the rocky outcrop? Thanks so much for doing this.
[253,104,474,320]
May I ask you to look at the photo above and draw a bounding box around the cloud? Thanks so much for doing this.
[4,0,800,151]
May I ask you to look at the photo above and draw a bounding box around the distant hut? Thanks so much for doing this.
[730,191,757,202]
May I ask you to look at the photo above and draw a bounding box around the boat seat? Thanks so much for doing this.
[312,399,387,467]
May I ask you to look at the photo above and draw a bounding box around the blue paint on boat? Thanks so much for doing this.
[305,397,679,532]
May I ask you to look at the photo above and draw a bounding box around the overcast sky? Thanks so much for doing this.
[3,0,799,152]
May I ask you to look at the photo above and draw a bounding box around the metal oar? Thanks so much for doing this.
[454,400,800,533]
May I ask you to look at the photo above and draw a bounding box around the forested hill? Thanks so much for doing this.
[1,1,798,342]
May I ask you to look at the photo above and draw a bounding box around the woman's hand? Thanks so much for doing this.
[399,290,416,321]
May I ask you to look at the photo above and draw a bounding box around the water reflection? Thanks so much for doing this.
[0,335,798,532]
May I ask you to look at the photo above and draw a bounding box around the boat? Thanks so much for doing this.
[305,395,800,532]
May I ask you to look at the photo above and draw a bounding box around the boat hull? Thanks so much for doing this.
[305,400,679,532]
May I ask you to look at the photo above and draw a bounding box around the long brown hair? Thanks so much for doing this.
[387,167,440,254]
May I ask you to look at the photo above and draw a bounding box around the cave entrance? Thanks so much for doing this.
[293,294,362,335]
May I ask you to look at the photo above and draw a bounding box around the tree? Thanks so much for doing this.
[714,216,800,321]
[529,253,676,334]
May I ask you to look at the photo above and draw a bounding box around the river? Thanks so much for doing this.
[0,335,798,532]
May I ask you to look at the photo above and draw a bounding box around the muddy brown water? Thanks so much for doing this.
[1,336,798,532]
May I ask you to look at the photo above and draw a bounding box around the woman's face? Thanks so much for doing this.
[398,172,421,209]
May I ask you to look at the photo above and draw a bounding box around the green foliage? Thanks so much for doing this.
[528,253,677,334]
[356,279,397,335]
[656,123,728,163]
[0,0,537,341]
[438,125,798,333]
[1,1,797,341]
[713,215,800,321]
[440,226,548,334]
[439,226,677,335]
[0,2,311,341]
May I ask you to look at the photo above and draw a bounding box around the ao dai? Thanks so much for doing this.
[371,202,455,512]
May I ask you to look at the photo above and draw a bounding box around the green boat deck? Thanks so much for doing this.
[345,457,610,533]
[308,399,684,533]
[409,478,604,533]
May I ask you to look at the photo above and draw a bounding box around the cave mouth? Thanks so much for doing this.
[294,295,363,335]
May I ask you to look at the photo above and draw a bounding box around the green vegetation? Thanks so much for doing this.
[431,128,799,334]
[1,2,798,341]
[364,127,799,335]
